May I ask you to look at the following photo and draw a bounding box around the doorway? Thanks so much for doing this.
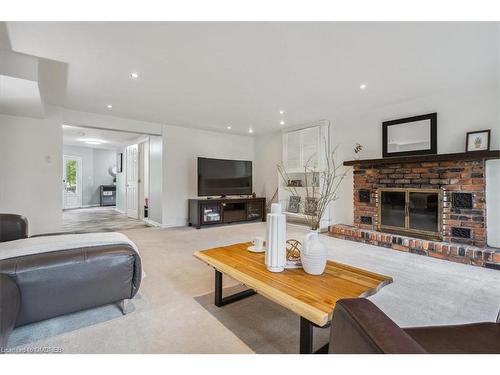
[62,155,83,209]
[61,124,160,232]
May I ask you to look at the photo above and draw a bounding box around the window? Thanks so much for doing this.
[65,160,78,193]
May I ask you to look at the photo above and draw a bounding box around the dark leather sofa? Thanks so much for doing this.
[329,298,500,354]
[0,274,20,351]
[0,213,28,243]
[0,214,142,351]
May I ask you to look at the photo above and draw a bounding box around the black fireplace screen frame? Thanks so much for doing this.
[378,188,443,240]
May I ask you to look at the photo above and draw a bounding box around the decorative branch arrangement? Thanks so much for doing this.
[278,141,351,230]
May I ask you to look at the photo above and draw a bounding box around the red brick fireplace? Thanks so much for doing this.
[329,151,500,269]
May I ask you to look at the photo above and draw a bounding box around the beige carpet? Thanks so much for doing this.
[194,286,331,353]
[8,222,500,353]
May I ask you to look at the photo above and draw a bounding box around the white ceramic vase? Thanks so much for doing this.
[301,231,327,275]
[265,203,287,272]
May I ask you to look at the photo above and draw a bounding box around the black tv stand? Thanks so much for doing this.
[188,197,266,229]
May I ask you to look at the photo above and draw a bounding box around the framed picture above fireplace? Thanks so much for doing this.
[465,129,490,152]
[382,113,437,158]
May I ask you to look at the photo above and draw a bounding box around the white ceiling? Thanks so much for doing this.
[63,125,144,150]
[4,22,499,135]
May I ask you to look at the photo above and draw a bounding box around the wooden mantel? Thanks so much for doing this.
[343,150,500,166]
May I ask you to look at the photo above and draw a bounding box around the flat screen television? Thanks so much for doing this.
[198,157,252,196]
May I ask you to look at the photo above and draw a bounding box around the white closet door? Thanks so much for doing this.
[126,144,139,218]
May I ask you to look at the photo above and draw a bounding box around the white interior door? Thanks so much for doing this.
[126,144,139,218]
[63,155,82,209]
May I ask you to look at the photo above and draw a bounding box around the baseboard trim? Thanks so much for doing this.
[144,219,163,227]
[161,223,186,228]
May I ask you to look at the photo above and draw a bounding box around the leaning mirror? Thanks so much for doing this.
[382,113,437,157]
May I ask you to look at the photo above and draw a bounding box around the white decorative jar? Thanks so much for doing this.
[301,231,327,275]
[265,203,287,272]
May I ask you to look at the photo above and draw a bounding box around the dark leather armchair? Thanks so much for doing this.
[0,214,28,243]
[329,298,500,354]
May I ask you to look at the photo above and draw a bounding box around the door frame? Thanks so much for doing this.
[62,154,83,209]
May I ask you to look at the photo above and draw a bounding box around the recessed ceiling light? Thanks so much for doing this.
[360,84,367,90]
[107,104,113,109]
[80,138,107,145]
[248,128,253,134]
[61,124,73,129]
[280,120,285,126]
[227,126,232,130]
[130,72,139,80]
[279,110,285,115]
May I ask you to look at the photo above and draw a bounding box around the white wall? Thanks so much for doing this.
[62,108,162,136]
[334,84,499,161]
[161,125,254,227]
[0,108,62,235]
[149,136,163,224]
[254,130,282,203]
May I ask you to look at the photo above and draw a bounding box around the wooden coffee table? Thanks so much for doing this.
[194,242,392,354]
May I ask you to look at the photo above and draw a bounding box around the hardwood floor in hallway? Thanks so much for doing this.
[62,207,150,233]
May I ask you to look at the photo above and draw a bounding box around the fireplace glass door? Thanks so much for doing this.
[380,191,406,229]
[379,188,441,239]
[408,192,439,233]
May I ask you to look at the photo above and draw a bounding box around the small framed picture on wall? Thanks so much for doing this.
[466,130,490,152]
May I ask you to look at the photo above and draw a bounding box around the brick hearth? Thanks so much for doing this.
[329,224,500,269]
[329,151,500,269]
